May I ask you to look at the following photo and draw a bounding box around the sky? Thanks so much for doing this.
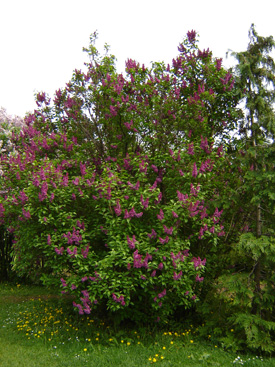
[1,0,274,117]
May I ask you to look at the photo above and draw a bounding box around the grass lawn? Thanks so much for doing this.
[1,282,274,366]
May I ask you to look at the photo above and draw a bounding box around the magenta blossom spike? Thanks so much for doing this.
[141,195,149,209]
[157,209,164,221]
[163,225,173,235]
[192,163,198,177]
[173,271,182,280]
[127,235,137,250]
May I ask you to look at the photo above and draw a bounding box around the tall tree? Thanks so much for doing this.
[200,25,275,352]
[197,24,275,352]
[231,24,275,310]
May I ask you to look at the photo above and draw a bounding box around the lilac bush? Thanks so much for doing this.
[0,31,238,322]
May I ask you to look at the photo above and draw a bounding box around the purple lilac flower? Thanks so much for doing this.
[127,180,140,190]
[159,236,169,244]
[60,278,67,287]
[173,271,182,280]
[72,177,79,185]
[147,228,157,239]
[76,220,85,230]
[187,30,196,43]
[63,228,82,244]
[157,209,164,221]
[112,293,125,306]
[192,163,198,178]
[198,225,208,239]
[213,207,223,218]
[200,136,210,153]
[67,247,77,257]
[47,234,51,245]
[215,58,222,71]
[22,208,31,219]
[200,207,208,219]
[190,183,200,196]
[81,245,89,258]
[127,235,137,250]
[172,211,178,218]
[217,145,223,157]
[38,182,48,201]
[140,195,149,209]
[163,225,173,235]
[177,190,188,202]
[192,257,206,270]
[196,274,204,282]
[18,190,28,203]
[154,192,162,204]
[55,247,64,255]
[151,164,158,173]
[73,302,84,315]
[114,200,122,216]
[187,143,194,155]
[124,121,133,129]
[158,289,166,298]
[149,180,158,190]
[188,201,201,217]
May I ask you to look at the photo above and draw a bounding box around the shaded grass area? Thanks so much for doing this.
[1,282,275,366]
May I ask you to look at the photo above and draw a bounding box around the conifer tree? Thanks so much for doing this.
[230,24,275,317]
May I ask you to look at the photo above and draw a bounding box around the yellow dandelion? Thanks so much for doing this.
[190,340,194,343]
[162,346,166,350]
[153,358,157,362]
[170,341,174,345]
[127,342,131,346]
[83,348,87,352]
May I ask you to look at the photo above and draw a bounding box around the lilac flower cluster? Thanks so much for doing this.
[133,250,152,269]
[112,293,125,306]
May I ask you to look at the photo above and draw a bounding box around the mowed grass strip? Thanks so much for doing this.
[1,282,275,366]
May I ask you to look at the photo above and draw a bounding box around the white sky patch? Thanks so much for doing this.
[0,0,274,117]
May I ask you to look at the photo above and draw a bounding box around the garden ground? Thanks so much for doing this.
[0,282,274,366]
